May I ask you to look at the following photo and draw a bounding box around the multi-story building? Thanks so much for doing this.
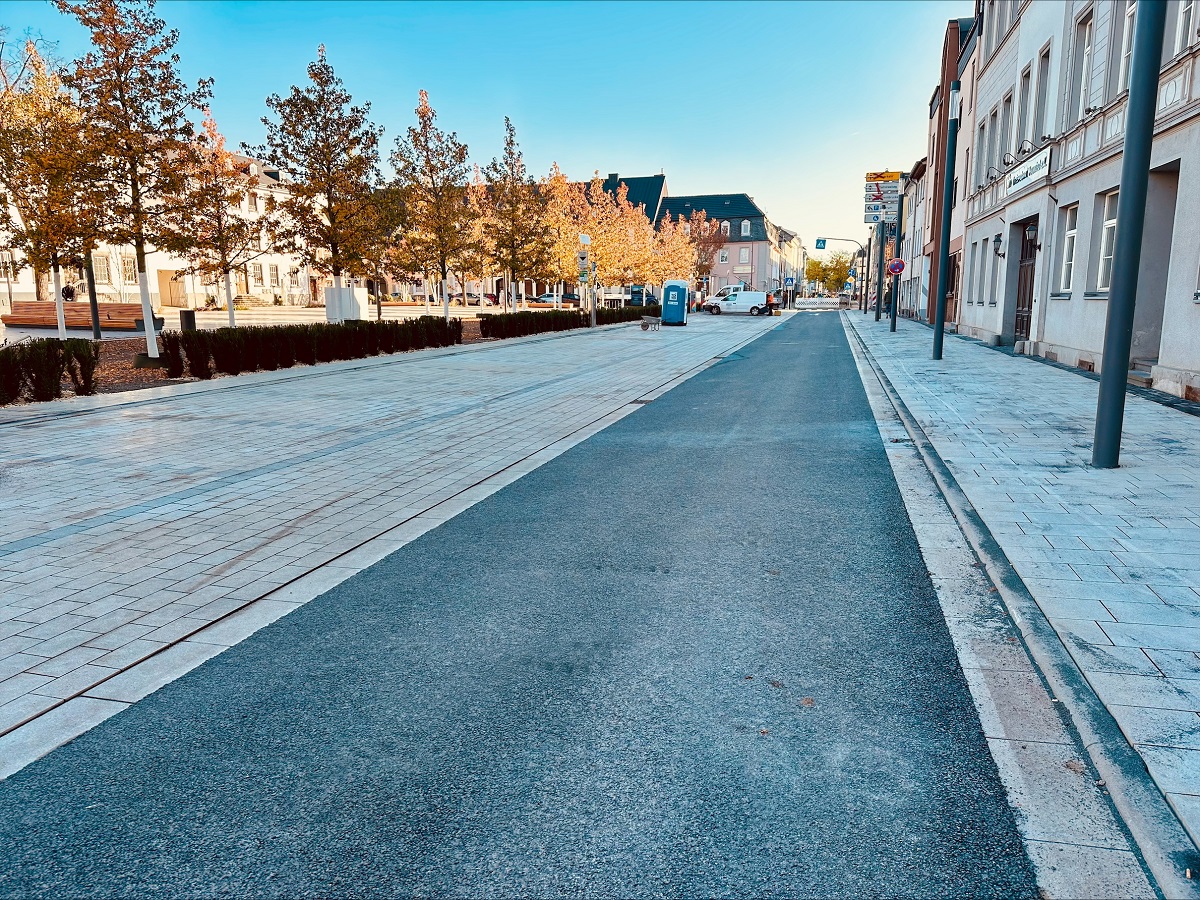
[899,158,930,318]
[923,17,977,326]
[0,154,319,313]
[955,0,1200,399]
[657,193,806,295]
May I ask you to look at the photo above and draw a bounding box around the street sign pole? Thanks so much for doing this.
[874,221,886,322]
[1092,1,1168,469]
[933,81,961,361]
[890,186,905,333]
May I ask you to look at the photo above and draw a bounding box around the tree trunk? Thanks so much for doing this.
[134,238,159,358]
[224,271,236,327]
[51,256,66,339]
[84,248,101,340]
[442,274,450,324]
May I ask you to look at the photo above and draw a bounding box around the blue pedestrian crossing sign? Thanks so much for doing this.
[784,277,795,287]
[815,238,827,249]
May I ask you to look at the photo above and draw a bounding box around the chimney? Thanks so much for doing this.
[608,173,619,181]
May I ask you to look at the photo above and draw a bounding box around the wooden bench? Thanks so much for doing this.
[1,301,164,332]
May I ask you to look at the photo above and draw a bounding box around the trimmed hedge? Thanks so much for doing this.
[597,304,661,326]
[168,317,463,380]
[0,337,102,405]
[479,304,663,340]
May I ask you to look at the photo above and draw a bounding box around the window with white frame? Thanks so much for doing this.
[92,254,111,284]
[1000,93,1013,161]
[289,269,300,288]
[1017,67,1031,145]
[1177,0,1195,55]
[248,191,259,212]
[1097,191,1119,290]
[740,219,751,237]
[1071,13,1094,123]
[1034,45,1052,140]
[720,221,730,237]
[1116,1,1137,94]
[251,263,264,286]
[975,125,986,184]
[269,264,279,286]
[987,108,999,171]
[0,250,13,281]
[121,255,137,284]
[718,249,729,264]
[738,247,750,264]
[1059,205,1079,292]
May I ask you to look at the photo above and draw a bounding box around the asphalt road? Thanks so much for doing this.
[0,312,1037,898]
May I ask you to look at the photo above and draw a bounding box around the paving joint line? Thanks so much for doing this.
[844,312,1200,899]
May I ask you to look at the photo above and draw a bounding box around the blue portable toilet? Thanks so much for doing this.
[661,279,689,326]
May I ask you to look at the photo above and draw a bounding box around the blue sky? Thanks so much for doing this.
[9,0,965,252]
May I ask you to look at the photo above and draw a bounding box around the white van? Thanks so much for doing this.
[705,289,771,316]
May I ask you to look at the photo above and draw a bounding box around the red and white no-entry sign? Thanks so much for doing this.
[888,258,905,276]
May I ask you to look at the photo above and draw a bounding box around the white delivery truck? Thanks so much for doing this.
[705,287,772,316]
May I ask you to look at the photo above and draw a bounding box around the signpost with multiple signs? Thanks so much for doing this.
[864,170,901,224]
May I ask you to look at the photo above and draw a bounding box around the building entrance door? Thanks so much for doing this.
[1014,220,1038,341]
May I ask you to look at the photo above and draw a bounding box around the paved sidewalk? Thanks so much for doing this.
[846,313,1200,846]
[0,315,779,774]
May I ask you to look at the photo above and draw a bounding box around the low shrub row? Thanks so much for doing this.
[159,317,463,380]
[479,309,587,340]
[0,338,101,405]
[597,304,661,326]
[478,304,663,340]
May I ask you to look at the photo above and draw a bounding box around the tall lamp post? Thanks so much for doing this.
[813,236,866,308]
[1092,1,1167,468]
[932,81,962,360]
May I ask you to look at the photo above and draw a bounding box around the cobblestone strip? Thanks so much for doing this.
[0,316,781,774]
[844,313,1200,853]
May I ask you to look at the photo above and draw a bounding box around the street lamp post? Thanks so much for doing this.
[812,236,867,309]
[932,81,962,360]
[1092,1,1168,468]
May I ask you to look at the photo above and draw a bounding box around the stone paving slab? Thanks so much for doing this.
[846,313,1200,850]
[0,314,781,772]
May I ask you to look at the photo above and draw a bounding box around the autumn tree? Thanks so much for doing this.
[688,210,725,292]
[160,112,280,326]
[57,0,212,357]
[389,90,474,322]
[480,118,551,311]
[649,213,696,286]
[541,163,589,299]
[0,40,107,328]
[252,46,381,321]
[819,250,854,294]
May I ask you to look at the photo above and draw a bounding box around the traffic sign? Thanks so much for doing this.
[815,238,826,249]
[784,277,795,287]
[844,281,853,290]
[864,213,897,224]
[865,182,900,194]
[888,258,905,276]
[865,170,903,182]
[864,202,898,214]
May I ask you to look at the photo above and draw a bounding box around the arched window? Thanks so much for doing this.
[740,220,751,237]
[720,220,730,236]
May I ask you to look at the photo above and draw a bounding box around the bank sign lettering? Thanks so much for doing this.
[1003,147,1051,197]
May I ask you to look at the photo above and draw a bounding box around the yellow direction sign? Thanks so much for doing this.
[865,170,903,182]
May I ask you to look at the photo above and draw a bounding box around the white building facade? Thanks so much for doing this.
[956,0,1200,399]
